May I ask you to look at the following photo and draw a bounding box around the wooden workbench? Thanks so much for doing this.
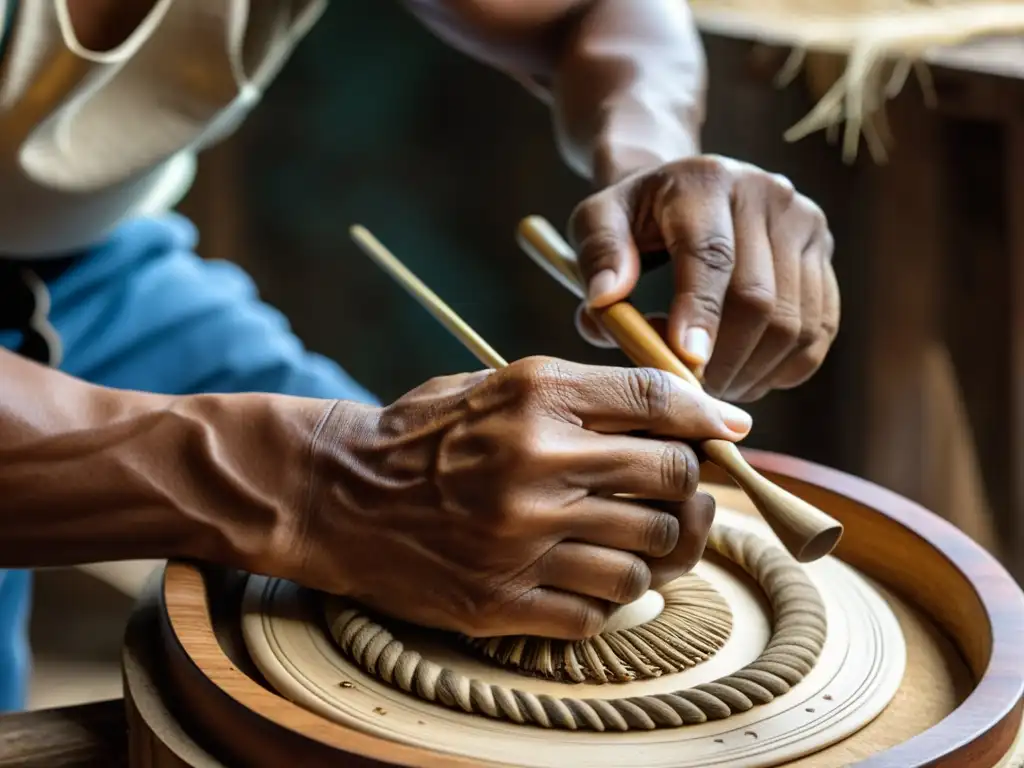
[0,699,126,767]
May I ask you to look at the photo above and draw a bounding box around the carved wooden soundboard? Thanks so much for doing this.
[122,451,1024,767]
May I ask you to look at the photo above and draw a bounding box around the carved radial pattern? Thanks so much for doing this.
[463,573,733,683]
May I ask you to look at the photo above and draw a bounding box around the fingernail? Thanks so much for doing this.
[681,327,712,366]
[717,401,752,436]
[587,269,618,304]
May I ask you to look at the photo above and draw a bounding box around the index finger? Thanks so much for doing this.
[569,192,643,308]
[652,178,737,371]
[551,362,752,441]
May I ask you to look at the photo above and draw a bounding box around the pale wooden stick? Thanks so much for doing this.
[349,225,507,369]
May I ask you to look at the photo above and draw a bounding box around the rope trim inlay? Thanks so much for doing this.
[323,523,827,731]
[463,572,733,683]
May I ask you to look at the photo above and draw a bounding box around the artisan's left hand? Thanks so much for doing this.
[571,156,839,403]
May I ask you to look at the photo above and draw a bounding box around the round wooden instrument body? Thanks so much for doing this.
[123,451,1024,767]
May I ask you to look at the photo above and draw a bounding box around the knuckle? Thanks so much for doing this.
[730,282,776,318]
[567,603,608,640]
[796,323,820,351]
[689,235,736,273]
[770,172,796,195]
[689,290,727,320]
[766,308,803,345]
[660,443,698,498]
[510,355,558,386]
[507,356,567,405]
[645,510,680,558]
[795,194,829,227]
[485,494,529,537]
[627,367,676,423]
[615,559,652,604]
[575,228,625,274]
[686,155,734,186]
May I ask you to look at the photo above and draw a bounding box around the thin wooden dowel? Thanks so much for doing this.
[349,225,507,370]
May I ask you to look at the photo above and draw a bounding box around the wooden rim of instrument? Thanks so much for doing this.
[156,450,1024,767]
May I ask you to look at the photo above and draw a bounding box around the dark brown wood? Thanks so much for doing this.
[1008,123,1024,590]
[0,699,127,767]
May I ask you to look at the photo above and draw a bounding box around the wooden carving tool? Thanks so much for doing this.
[515,215,843,563]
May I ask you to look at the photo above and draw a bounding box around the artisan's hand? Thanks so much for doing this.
[572,156,839,402]
[285,358,751,640]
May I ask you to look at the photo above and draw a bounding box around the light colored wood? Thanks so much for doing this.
[119,453,1024,767]
[240,504,905,767]
[126,560,980,766]
[514,216,843,563]
[125,468,1000,766]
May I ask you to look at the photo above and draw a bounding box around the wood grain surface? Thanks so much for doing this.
[132,451,1024,767]
[0,699,127,767]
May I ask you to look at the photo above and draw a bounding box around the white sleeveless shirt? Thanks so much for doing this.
[0,0,324,258]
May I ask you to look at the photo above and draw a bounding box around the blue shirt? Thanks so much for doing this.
[0,213,375,710]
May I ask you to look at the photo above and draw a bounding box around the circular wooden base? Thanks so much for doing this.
[240,510,905,766]
[124,451,1024,767]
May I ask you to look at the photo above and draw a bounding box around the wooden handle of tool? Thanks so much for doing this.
[516,216,843,563]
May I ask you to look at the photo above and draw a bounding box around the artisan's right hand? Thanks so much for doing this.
[273,357,751,640]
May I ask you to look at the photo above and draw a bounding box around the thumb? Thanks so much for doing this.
[569,193,642,308]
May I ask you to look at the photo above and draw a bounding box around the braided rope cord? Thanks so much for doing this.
[324,523,827,732]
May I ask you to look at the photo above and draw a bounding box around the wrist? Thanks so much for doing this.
[293,398,385,596]
[590,97,703,187]
[180,393,338,574]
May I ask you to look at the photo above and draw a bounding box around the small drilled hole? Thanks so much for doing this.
[806,707,815,713]
[745,731,758,739]
[714,739,724,744]
[823,694,833,701]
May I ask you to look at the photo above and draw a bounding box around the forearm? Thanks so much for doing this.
[0,350,320,570]
[406,0,707,186]
[551,0,706,186]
